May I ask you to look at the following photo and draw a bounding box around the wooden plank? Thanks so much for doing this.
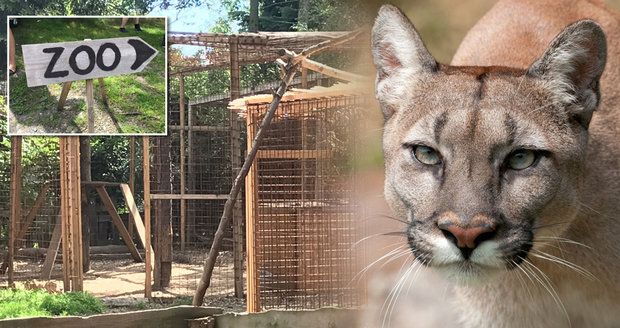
[0,305,222,328]
[256,149,332,159]
[82,181,123,187]
[95,186,143,262]
[142,137,152,298]
[22,37,158,87]
[7,137,22,285]
[119,183,153,262]
[57,81,72,110]
[179,75,186,252]
[245,114,259,312]
[85,79,95,133]
[230,110,244,298]
[149,194,228,200]
[41,214,62,279]
[299,58,362,82]
[168,125,228,132]
[128,137,136,238]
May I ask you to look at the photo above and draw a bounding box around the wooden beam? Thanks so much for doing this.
[119,183,154,263]
[85,79,95,133]
[128,137,136,238]
[143,136,152,298]
[299,58,363,82]
[245,114,259,312]
[179,75,187,252]
[256,149,332,159]
[57,81,72,110]
[187,105,196,244]
[41,214,62,279]
[7,137,22,285]
[95,186,143,262]
[59,137,83,291]
[168,125,228,132]
[230,110,244,298]
[149,194,229,200]
[82,181,123,187]
[97,78,108,105]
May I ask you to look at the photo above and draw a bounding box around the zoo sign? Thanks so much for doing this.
[22,37,158,87]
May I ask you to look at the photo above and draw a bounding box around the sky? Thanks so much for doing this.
[149,1,242,56]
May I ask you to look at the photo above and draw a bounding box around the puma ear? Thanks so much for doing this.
[527,20,607,128]
[372,5,437,120]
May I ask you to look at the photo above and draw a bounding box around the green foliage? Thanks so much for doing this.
[0,289,105,319]
[40,291,106,316]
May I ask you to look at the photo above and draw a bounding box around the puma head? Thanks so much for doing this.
[372,5,607,283]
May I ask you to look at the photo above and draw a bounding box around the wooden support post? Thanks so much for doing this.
[79,137,92,273]
[59,137,83,292]
[97,78,108,106]
[128,137,136,238]
[41,213,62,279]
[95,186,143,262]
[57,81,72,110]
[143,137,152,298]
[229,34,244,299]
[7,137,22,286]
[231,109,244,299]
[85,79,95,133]
[301,68,308,88]
[229,36,241,100]
[153,137,172,289]
[187,104,196,243]
[179,76,186,252]
[245,113,260,312]
[119,184,153,259]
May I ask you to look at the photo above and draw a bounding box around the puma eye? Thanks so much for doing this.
[411,145,442,165]
[506,149,537,170]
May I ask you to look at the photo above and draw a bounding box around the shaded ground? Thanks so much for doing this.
[8,17,166,135]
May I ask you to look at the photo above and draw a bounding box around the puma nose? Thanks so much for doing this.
[438,222,496,258]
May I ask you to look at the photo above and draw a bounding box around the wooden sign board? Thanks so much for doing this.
[22,37,158,87]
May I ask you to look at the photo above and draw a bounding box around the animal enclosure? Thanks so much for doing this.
[233,86,366,311]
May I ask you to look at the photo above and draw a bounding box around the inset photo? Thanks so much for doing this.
[7,16,167,135]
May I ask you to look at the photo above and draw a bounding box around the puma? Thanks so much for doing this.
[371,1,619,327]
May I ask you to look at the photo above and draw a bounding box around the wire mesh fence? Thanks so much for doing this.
[246,95,365,310]
[148,93,242,299]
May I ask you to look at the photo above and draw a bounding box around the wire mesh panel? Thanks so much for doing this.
[246,96,364,310]
[0,137,61,285]
[149,96,242,300]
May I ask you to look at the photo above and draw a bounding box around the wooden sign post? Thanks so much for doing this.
[22,37,158,133]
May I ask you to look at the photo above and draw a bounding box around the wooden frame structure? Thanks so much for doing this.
[2,137,152,296]
[234,85,365,312]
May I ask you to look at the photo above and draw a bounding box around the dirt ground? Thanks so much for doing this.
[4,250,246,313]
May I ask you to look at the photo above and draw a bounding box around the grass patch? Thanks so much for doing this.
[0,289,106,319]
[9,17,166,134]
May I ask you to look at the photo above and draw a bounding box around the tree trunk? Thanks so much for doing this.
[249,0,259,32]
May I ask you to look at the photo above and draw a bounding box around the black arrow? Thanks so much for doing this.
[128,39,156,70]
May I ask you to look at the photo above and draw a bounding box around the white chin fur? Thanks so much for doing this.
[427,236,505,284]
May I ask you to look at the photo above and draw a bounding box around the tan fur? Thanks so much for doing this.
[372,1,619,327]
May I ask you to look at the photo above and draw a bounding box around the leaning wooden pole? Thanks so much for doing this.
[192,58,300,306]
